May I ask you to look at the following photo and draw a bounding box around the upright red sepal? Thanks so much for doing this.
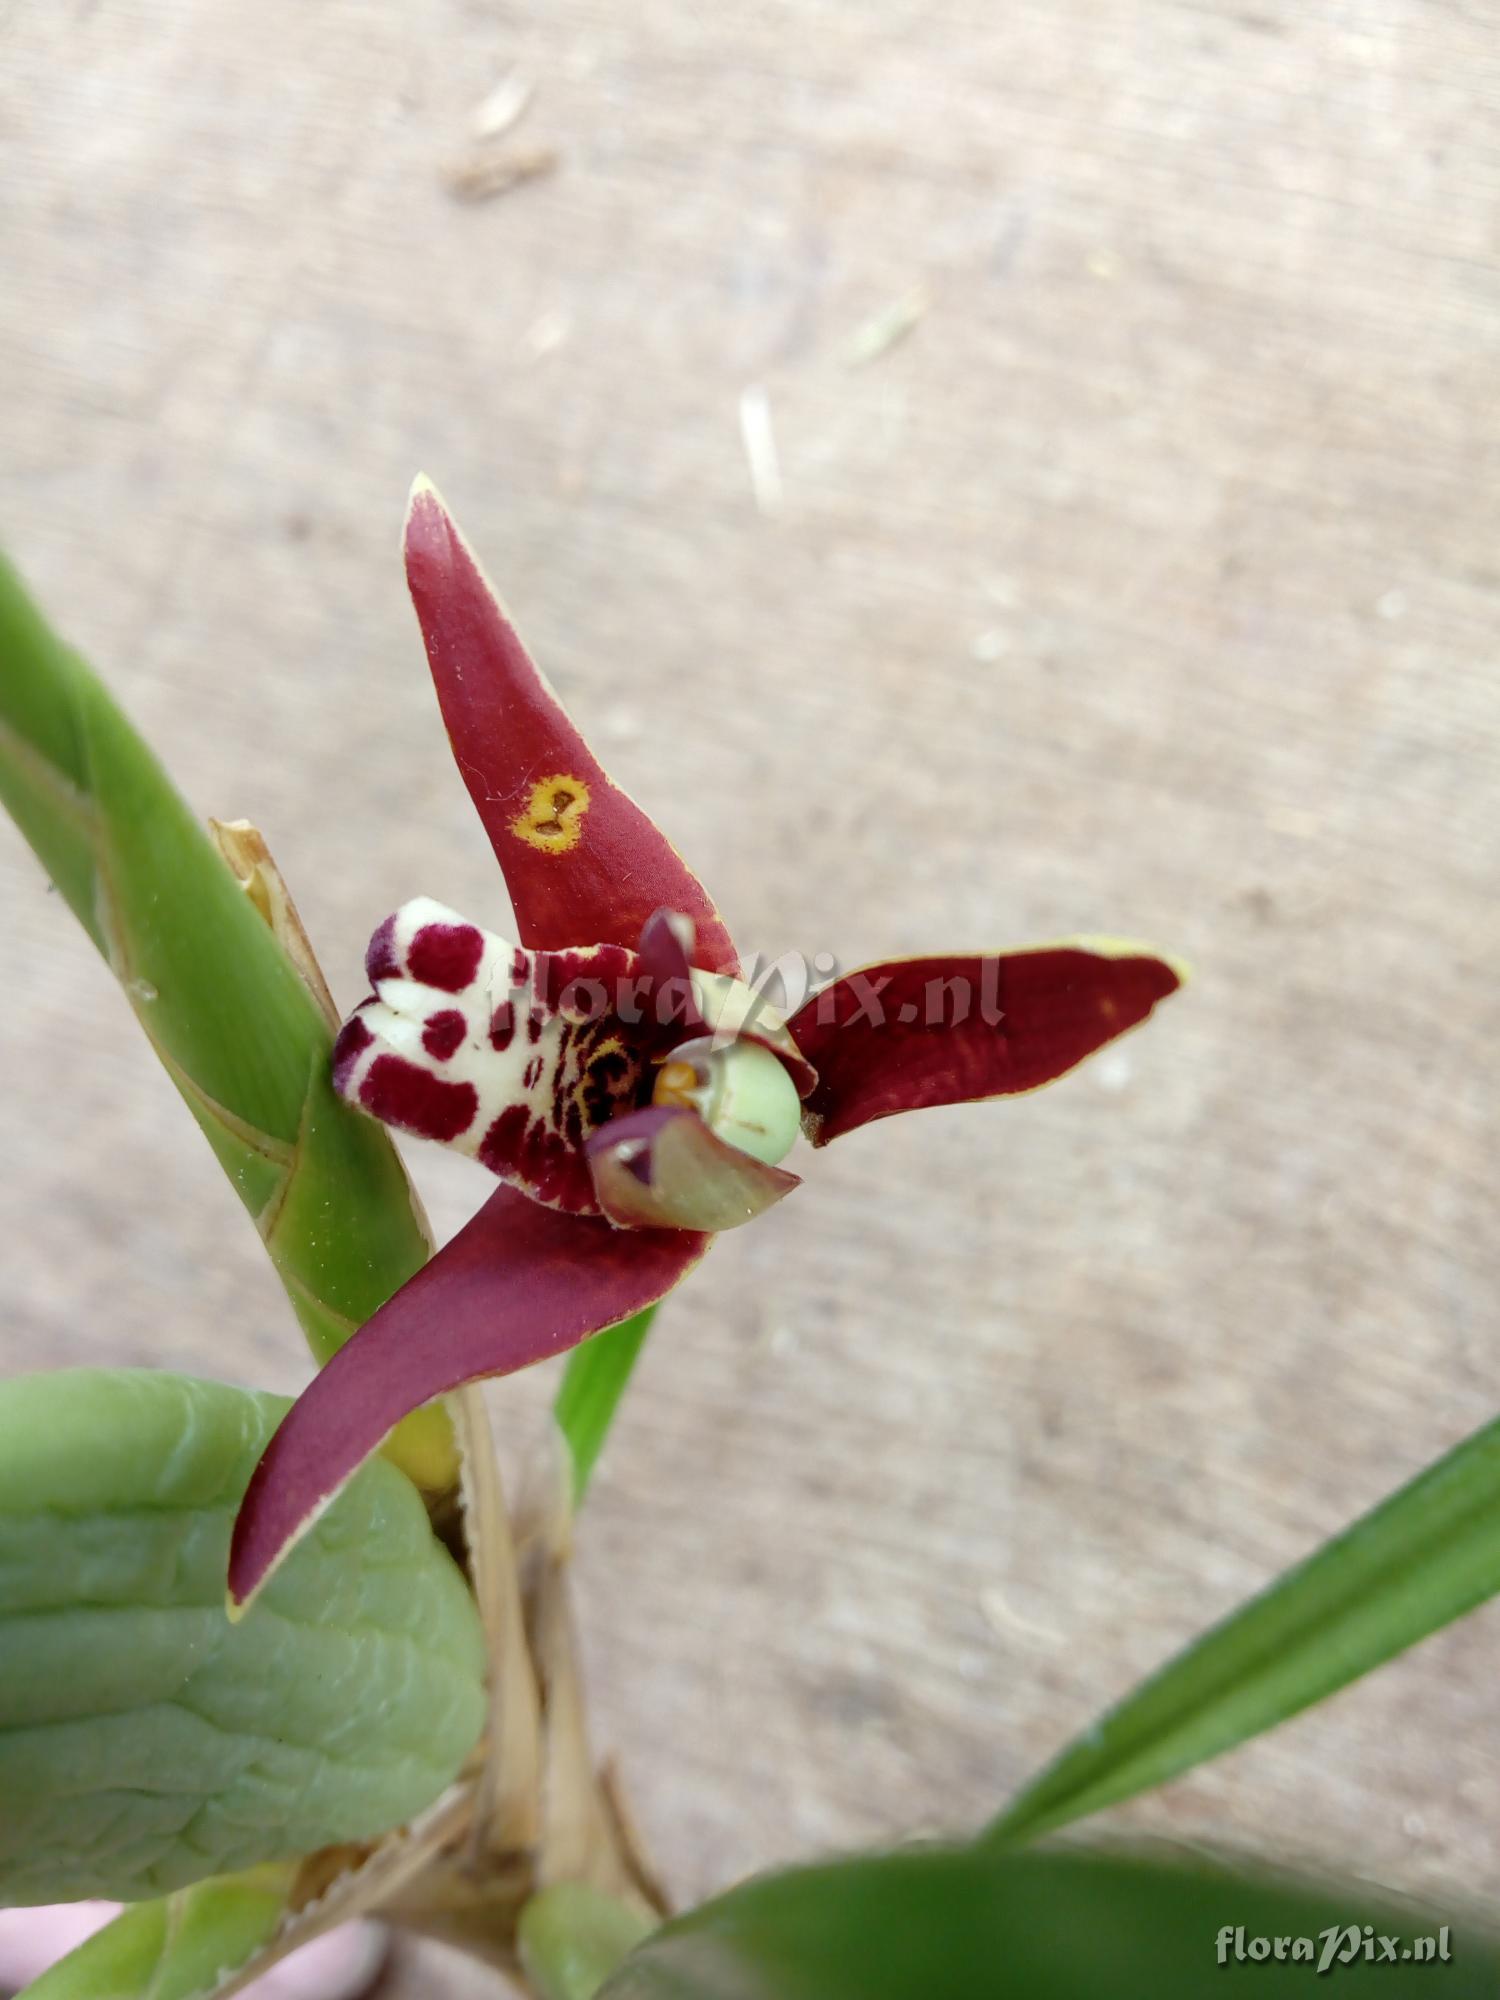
[790,943,1183,1145]
[404,480,739,973]
[229,1185,707,1607]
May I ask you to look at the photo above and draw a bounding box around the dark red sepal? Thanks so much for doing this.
[228,1185,707,1608]
[790,943,1183,1145]
[404,480,739,974]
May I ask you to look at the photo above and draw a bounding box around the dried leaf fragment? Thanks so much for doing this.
[444,144,560,203]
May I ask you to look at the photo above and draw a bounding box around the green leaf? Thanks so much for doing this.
[600,1844,1498,1999]
[554,1309,658,1505]
[0,1370,485,1904]
[17,1868,290,2000]
[0,549,452,1490]
[988,1408,1500,1847]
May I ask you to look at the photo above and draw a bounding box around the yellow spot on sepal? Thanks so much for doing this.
[511,773,590,854]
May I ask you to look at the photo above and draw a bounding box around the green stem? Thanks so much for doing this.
[0,548,453,1489]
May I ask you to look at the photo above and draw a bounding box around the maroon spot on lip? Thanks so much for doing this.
[490,1002,516,1051]
[478,1102,530,1178]
[536,942,637,1015]
[522,1054,543,1090]
[422,1008,467,1061]
[409,921,485,993]
[360,1053,478,1142]
[478,1102,598,1211]
[365,915,401,983]
[331,1014,375,1091]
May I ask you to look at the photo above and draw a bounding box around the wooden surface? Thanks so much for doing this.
[4,0,1500,1982]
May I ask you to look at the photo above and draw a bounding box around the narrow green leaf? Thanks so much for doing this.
[601,1844,1496,1999]
[988,1408,1500,1847]
[554,1309,658,1505]
[0,1370,485,1904]
[519,1885,654,2000]
[0,549,452,1489]
[17,1868,290,2000]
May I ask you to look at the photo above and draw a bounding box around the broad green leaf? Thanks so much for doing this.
[601,1844,1498,1999]
[989,1408,1500,1847]
[554,1309,658,1505]
[519,1885,654,2000]
[17,1868,290,2000]
[0,550,452,1490]
[0,1370,485,1904]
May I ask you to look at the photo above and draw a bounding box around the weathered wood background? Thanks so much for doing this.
[4,1,1499,1986]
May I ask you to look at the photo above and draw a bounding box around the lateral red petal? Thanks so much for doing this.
[403,480,739,973]
[587,1104,801,1232]
[228,1185,706,1607]
[790,942,1183,1145]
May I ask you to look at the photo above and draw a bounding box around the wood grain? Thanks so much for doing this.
[3,0,1499,1980]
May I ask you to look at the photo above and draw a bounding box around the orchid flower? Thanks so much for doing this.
[228,480,1181,1608]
